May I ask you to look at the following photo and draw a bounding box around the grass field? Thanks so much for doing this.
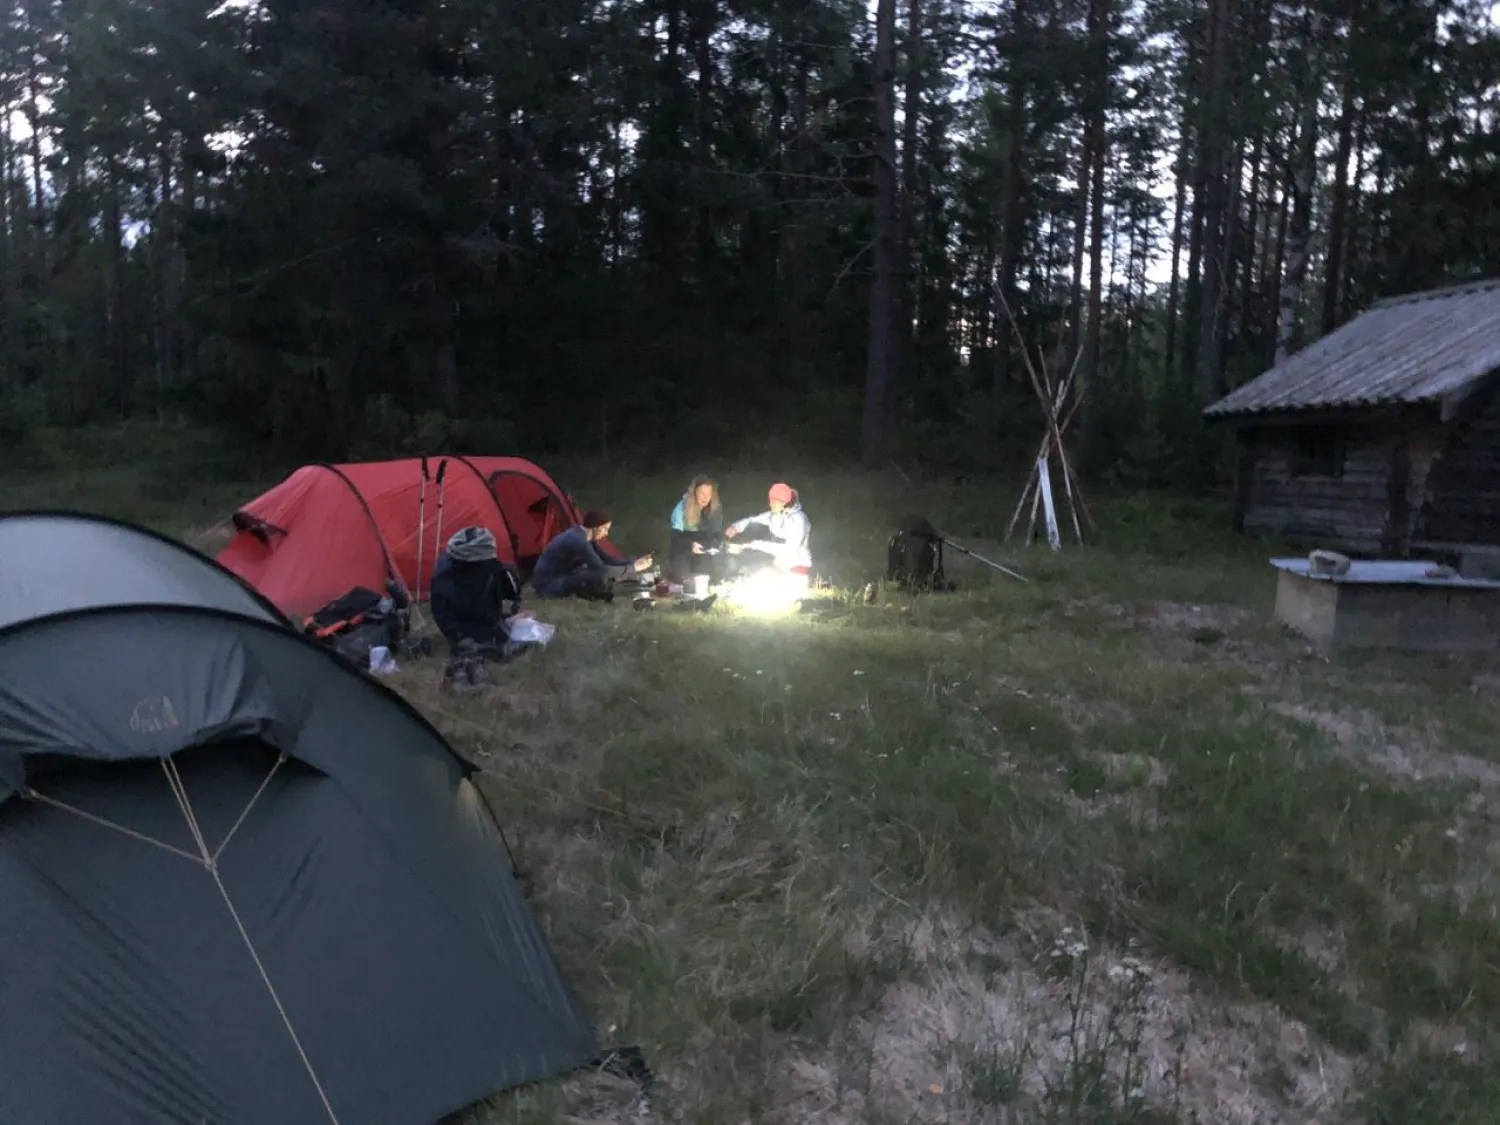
[7,428,1500,1124]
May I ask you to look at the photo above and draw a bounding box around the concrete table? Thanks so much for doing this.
[1270,557,1500,652]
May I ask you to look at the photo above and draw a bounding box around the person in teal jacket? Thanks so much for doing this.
[668,474,724,582]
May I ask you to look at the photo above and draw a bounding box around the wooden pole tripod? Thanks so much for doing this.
[996,291,1093,549]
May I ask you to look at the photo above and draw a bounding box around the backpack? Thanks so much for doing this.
[303,584,409,668]
[886,515,950,591]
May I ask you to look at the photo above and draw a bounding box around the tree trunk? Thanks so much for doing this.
[1259,133,1286,304]
[1320,2,1361,335]
[760,24,789,304]
[24,59,44,235]
[1193,0,1232,405]
[1164,119,1190,383]
[1267,144,1291,365]
[1068,126,1091,360]
[658,0,686,290]
[1275,13,1323,365]
[1083,0,1109,386]
[992,0,1029,396]
[637,0,688,290]
[104,157,129,417]
[899,0,923,353]
[150,148,167,404]
[1220,136,1244,331]
[690,0,717,283]
[861,0,900,467]
[1342,118,1368,314]
[1238,130,1264,344]
[609,111,625,263]
[0,103,11,380]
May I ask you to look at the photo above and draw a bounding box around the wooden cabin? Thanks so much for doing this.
[1204,279,1500,572]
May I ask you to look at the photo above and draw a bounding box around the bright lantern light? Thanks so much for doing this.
[727,569,809,615]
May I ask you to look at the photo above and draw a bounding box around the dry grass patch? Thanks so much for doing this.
[1269,701,1500,788]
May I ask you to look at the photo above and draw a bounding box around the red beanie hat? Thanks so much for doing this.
[768,482,795,505]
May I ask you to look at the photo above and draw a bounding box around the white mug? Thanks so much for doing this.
[688,574,710,598]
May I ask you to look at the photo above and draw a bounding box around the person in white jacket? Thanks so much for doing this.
[724,482,812,573]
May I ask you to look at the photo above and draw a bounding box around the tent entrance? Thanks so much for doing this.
[13,741,341,1124]
[485,469,576,577]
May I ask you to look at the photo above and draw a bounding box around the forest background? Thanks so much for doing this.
[0,0,1495,484]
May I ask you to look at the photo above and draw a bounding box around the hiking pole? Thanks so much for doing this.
[940,536,1030,583]
[415,456,431,601]
[430,459,449,598]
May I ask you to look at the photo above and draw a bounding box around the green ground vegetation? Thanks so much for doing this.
[6,426,1499,1124]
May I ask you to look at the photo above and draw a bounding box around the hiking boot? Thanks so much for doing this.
[465,659,491,689]
[441,653,492,694]
[401,635,435,659]
[441,657,495,702]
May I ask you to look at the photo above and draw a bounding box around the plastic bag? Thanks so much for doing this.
[367,645,400,675]
[509,616,556,646]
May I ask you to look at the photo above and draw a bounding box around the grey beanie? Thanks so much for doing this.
[446,526,498,562]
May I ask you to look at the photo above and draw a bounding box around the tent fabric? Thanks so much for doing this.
[0,510,288,632]
[217,457,580,618]
[0,513,599,1123]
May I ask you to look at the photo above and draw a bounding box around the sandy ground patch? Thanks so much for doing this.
[762,909,1355,1125]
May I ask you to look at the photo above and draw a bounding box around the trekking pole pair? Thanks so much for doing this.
[414,458,449,602]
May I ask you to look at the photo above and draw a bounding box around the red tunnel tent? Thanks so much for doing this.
[217,457,580,618]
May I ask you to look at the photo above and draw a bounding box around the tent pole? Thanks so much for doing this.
[415,456,430,602]
[429,460,449,601]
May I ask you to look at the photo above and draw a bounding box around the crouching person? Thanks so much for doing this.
[532,509,653,601]
[430,526,523,657]
[724,482,811,578]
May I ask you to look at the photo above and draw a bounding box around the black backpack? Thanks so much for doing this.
[886,515,950,591]
[303,584,409,668]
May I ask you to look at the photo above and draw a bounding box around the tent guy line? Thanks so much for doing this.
[168,762,344,1125]
[25,756,343,1124]
[210,753,285,864]
[22,753,288,869]
[22,785,203,863]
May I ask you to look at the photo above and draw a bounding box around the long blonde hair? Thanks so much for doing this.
[682,474,721,529]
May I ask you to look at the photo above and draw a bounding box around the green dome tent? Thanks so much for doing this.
[0,511,598,1123]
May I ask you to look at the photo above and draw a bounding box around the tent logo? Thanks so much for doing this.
[129,696,181,734]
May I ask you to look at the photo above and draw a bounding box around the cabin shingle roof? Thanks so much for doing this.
[1204,279,1500,419]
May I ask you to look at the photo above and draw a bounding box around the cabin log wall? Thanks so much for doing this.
[1229,381,1500,556]
[1238,426,1407,554]
[1396,435,1444,553]
[1416,382,1500,547]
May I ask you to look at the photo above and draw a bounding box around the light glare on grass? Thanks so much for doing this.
[726,569,809,615]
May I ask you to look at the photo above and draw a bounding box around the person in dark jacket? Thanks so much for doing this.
[667,474,725,583]
[429,526,523,651]
[532,509,652,600]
